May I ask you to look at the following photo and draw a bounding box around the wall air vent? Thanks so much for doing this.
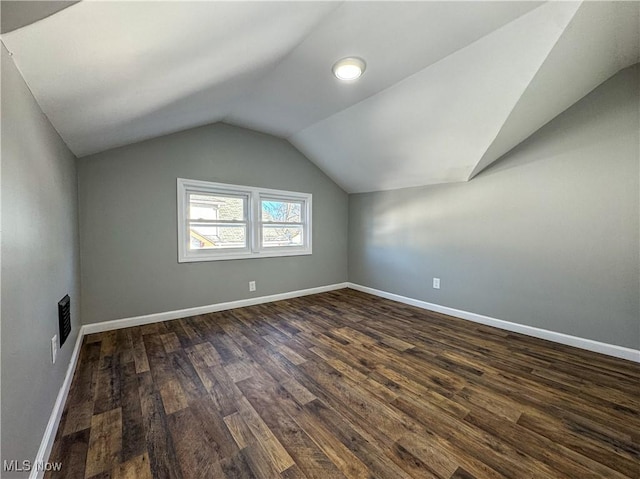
[58,295,71,347]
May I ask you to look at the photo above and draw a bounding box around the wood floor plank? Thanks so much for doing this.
[243,442,288,479]
[159,378,188,415]
[189,397,240,461]
[235,376,348,479]
[224,412,253,450]
[299,398,415,479]
[160,333,182,353]
[225,360,257,383]
[137,372,183,479]
[45,289,640,479]
[218,451,256,479]
[280,377,317,405]
[290,405,371,479]
[517,411,639,477]
[120,361,145,462]
[464,407,631,479]
[131,329,150,374]
[386,442,440,479]
[394,432,463,479]
[93,354,122,415]
[235,395,295,473]
[169,349,210,405]
[166,407,228,479]
[111,453,152,479]
[63,399,94,436]
[85,408,122,478]
[450,467,479,479]
[44,429,91,479]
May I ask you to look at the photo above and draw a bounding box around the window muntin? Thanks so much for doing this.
[187,193,248,251]
[260,198,305,249]
[177,179,311,262]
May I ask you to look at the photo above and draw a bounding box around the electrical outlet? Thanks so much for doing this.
[249,281,256,292]
[51,335,58,364]
[433,278,441,289]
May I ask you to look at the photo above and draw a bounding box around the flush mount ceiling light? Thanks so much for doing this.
[332,57,366,81]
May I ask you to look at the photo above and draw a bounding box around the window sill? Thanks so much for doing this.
[178,249,312,263]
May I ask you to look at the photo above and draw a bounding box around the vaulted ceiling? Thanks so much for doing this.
[2,1,638,193]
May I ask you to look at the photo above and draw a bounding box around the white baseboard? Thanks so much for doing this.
[347,283,640,363]
[33,279,636,475]
[82,282,349,335]
[33,282,348,475]
[30,327,85,479]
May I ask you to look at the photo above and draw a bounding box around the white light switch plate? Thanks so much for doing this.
[51,335,58,363]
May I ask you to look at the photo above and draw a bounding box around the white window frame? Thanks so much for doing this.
[177,178,312,262]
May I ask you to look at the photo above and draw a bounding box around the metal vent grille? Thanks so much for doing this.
[58,295,71,347]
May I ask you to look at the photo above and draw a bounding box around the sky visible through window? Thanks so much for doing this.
[262,200,303,247]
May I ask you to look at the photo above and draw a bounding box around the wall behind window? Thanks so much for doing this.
[1,45,81,472]
[349,65,639,350]
[78,123,348,324]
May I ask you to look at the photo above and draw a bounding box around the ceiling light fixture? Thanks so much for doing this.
[332,57,366,81]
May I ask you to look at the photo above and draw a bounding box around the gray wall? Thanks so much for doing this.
[349,65,639,350]
[1,46,81,471]
[78,123,348,324]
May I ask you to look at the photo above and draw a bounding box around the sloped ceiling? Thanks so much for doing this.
[0,1,78,33]
[2,1,638,193]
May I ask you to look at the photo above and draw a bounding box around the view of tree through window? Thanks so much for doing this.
[261,200,303,247]
[178,179,311,262]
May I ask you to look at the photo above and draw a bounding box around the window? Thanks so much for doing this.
[177,178,312,262]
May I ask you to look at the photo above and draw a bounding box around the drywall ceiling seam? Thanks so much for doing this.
[0,40,77,158]
[0,1,80,34]
[284,1,549,142]
[288,1,582,194]
[221,1,345,130]
[468,1,639,180]
[467,1,585,181]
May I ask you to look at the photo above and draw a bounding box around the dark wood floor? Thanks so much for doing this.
[46,289,640,479]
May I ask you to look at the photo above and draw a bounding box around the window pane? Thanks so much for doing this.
[189,194,245,221]
[262,224,303,248]
[189,224,246,250]
[261,200,301,223]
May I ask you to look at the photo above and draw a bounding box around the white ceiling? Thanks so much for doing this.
[2,1,638,193]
